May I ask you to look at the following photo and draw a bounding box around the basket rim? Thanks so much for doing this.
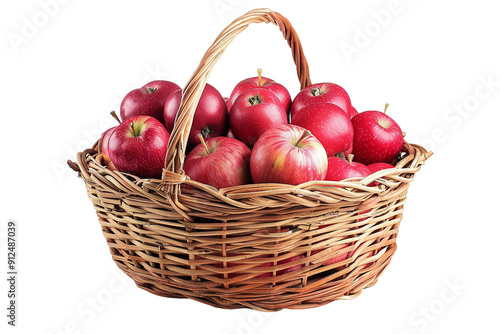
[71,139,431,194]
[68,138,431,226]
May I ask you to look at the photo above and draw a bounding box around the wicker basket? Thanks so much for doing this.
[68,8,432,311]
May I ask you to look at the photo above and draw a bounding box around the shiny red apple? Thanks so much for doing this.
[250,124,328,185]
[325,155,370,181]
[230,88,287,147]
[108,116,170,179]
[227,70,291,113]
[120,80,180,126]
[291,103,353,157]
[164,84,228,147]
[183,135,251,189]
[351,109,404,165]
[290,82,351,118]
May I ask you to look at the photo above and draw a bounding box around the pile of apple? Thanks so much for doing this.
[101,69,403,188]
[98,70,407,276]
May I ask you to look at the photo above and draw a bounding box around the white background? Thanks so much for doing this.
[1,0,499,333]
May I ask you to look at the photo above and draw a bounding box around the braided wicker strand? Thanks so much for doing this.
[68,8,432,311]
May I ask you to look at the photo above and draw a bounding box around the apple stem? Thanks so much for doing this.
[110,111,121,124]
[384,103,390,113]
[347,154,354,164]
[197,134,211,155]
[130,122,137,137]
[146,87,157,94]
[296,130,311,147]
[257,68,262,86]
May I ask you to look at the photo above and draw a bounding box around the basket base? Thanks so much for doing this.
[114,243,396,311]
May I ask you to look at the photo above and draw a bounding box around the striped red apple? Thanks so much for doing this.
[250,124,328,185]
[183,135,251,189]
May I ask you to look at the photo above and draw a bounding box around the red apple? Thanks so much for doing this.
[120,80,180,126]
[325,155,370,181]
[351,109,404,165]
[291,103,353,157]
[108,116,170,179]
[230,88,287,147]
[164,84,228,147]
[227,70,291,113]
[100,126,117,170]
[277,254,305,275]
[250,124,328,185]
[183,135,251,189]
[290,82,351,118]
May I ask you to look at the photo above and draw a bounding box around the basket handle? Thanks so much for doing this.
[162,8,311,186]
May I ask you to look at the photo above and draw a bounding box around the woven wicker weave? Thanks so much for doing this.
[68,8,432,311]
